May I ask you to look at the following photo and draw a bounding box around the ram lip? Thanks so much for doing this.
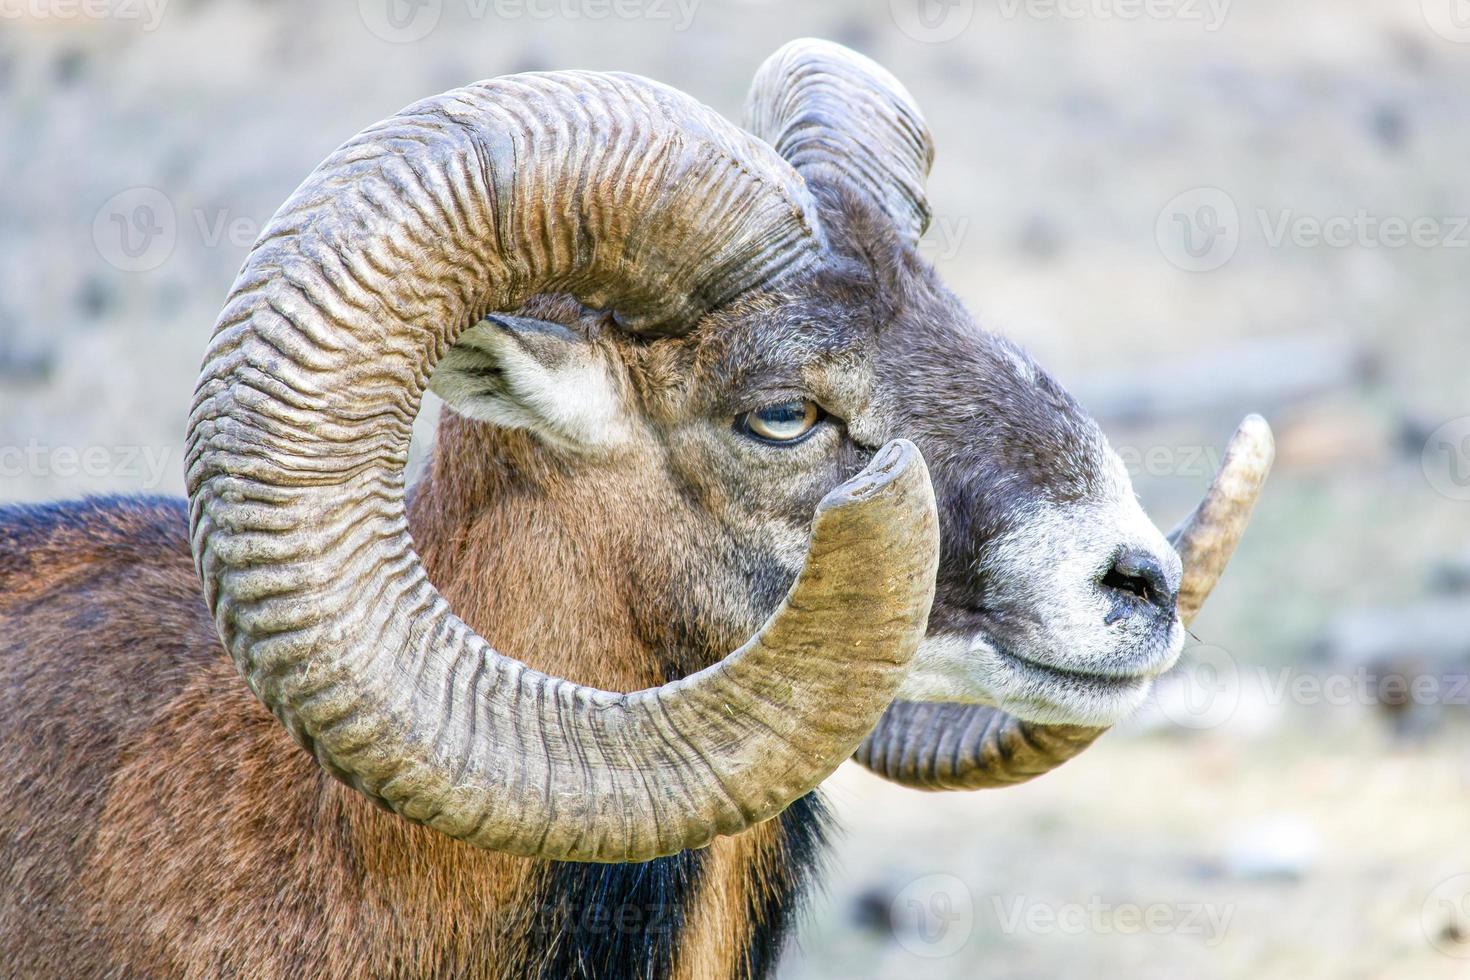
[996,630,1183,683]
[997,647,1165,688]
[966,630,1181,727]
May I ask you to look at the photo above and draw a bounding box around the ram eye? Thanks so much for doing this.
[737,400,823,444]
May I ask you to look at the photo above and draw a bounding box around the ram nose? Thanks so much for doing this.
[1101,545,1180,622]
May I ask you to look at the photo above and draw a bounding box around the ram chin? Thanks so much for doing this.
[895,628,1186,727]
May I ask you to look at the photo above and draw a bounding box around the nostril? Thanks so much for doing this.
[1101,565,1151,602]
[1101,548,1175,613]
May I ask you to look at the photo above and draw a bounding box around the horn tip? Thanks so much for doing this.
[1229,413,1276,478]
[1238,412,1274,447]
[820,438,925,509]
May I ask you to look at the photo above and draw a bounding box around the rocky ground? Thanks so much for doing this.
[2,1,1467,976]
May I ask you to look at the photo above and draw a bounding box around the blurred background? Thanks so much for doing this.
[1,0,1467,976]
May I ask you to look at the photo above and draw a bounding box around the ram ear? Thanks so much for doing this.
[428,314,632,452]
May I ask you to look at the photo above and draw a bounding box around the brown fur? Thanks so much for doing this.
[0,415,800,977]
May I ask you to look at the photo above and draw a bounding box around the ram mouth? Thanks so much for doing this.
[973,636,1172,727]
[993,644,1158,693]
[961,604,1179,688]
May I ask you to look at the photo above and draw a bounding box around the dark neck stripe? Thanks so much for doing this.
[532,844,707,980]
[739,792,831,980]
[523,792,831,980]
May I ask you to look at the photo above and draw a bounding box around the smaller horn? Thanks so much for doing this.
[1169,414,1274,623]
[854,416,1274,791]
[745,38,934,243]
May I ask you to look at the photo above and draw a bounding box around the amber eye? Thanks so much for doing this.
[737,399,823,444]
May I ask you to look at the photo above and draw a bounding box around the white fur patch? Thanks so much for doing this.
[900,444,1186,727]
[428,320,631,453]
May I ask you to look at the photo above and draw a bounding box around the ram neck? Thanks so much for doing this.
[399,411,833,980]
[406,410,665,692]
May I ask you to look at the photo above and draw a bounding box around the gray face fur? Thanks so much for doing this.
[428,190,1183,727]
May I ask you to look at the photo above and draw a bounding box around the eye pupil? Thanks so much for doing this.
[759,403,805,425]
[741,399,821,443]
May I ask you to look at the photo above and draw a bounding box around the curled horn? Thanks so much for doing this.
[187,71,940,861]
